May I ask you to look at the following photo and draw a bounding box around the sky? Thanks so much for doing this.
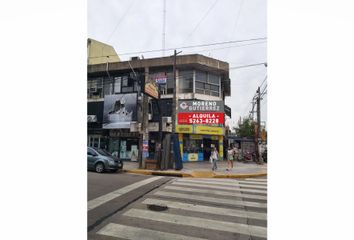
[88,0,267,130]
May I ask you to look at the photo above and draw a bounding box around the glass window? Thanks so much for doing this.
[210,85,219,91]
[114,77,121,93]
[195,89,204,94]
[87,78,103,99]
[196,71,207,83]
[208,73,220,85]
[211,91,219,97]
[195,81,204,89]
[179,70,193,93]
[122,76,128,87]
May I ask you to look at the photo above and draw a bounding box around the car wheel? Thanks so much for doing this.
[95,162,104,173]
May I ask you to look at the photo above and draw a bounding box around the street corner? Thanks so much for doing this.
[190,171,216,178]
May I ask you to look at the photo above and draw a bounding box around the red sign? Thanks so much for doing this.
[178,112,225,125]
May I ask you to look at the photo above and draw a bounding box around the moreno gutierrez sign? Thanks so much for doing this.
[178,100,224,112]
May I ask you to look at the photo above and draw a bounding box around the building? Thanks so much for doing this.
[88,49,231,163]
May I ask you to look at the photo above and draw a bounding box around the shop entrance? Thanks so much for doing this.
[88,135,104,149]
[202,138,219,161]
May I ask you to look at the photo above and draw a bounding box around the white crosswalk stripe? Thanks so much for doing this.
[172,181,267,194]
[97,223,207,240]
[142,198,267,220]
[95,177,267,239]
[123,208,267,238]
[154,190,267,208]
[88,176,163,211]
[176,179,267,189]
[164,185,267,200]
[245,178,267,182]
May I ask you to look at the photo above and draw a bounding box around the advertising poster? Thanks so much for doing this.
[102,93,137,129]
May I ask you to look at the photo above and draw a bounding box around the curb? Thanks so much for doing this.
[124,169,266,179]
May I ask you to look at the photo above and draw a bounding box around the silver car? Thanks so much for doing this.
[87,147,123,173]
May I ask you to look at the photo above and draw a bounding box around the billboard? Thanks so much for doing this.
[178,100,224,112]
[102,93,138,129]
[178,112,225,124]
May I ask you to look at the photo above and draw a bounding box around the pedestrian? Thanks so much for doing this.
[210,147,219,171]
[227,146,234,171]
[233,145,239,162]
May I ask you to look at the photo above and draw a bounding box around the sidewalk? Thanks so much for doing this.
[123,160,267,178]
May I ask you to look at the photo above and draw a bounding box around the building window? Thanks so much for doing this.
[195,71,220,97]
[114,77,121,93]
[88,77,103,99]
[179,70,193,93]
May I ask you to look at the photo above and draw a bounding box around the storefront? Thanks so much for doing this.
[108,130,140,161]
[176,125,224,162]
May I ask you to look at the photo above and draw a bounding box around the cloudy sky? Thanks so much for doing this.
[88,0,267,130]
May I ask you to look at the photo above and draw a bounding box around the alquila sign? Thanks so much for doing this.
[178,100,224,112]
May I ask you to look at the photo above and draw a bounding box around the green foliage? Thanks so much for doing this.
[233,118,255,137]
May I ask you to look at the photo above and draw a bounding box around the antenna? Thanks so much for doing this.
[162,0,166,56]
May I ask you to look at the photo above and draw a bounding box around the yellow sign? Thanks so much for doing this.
[144,81,159,99]
[188,153,198,161]
[176,125,193,134]
[195,126,223,135]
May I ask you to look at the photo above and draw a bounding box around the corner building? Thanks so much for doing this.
[88,53,231,162]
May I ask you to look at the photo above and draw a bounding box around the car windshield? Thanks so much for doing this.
[95,148,112,157]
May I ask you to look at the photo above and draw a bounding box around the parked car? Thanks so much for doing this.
[87,147,123,173]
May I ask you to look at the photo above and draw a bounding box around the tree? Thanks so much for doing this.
[233,118,256,137]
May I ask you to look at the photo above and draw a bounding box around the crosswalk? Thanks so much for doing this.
[95,177,267,240]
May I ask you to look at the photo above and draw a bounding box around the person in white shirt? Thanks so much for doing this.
[210,147,219,171]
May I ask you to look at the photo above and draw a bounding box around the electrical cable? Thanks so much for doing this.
[181,0,220,45]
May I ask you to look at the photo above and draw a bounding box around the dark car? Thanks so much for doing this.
[87,147,123,173]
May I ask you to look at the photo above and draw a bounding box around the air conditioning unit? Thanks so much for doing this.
[162,117,172,132]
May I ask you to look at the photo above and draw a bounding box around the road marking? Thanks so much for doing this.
[236,180,267,186]
[164,185,267,200]
[245,178,267,182]
[154,191,267,208]
[97,223,207,240]
[88,176,163,211]
[176,179,267,189]
[172,181,267,195]
[123,208,267,238]
[142,198,267,220]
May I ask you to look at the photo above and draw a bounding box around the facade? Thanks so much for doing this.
[88,52,231,162]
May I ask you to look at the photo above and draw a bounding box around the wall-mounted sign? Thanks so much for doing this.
[178,112,225,125]
[178,100,224,112]
[195,125,224,135]
[103,93,138,129]
[176,125,224,136]
[155,73,167,85]
[176,125,193,134]
[188,153,199,161]
[144,78,159,99]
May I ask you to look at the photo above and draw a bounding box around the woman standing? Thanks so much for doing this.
[210,147,219,171]
[227,146,234,171]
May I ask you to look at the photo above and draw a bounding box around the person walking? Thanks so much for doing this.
[227,146,234,171]
[210,147,219,171]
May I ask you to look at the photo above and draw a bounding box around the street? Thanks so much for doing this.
[88,172,267,240]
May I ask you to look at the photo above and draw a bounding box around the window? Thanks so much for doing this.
[87,78,103,99]
[179,70,193,93]
[114,77,121,93]
[194,70,220,97]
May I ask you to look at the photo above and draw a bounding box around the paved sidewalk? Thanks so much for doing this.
[123,160,267,178]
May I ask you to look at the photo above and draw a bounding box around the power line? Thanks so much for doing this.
[230,0,245,39]
[229,62,267,70]
[106,0,137,43]
[181,0,220,45]
[88,40,266,59]
[118,37,267,56]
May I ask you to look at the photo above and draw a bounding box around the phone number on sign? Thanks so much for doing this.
[189,118,220,124]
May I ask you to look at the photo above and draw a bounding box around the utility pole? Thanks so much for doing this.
[140,67,150,169]
[256,86,263,164]
[172,50,181,133]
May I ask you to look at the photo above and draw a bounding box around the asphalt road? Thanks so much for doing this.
[88,171,171,232]
[88,173,267,240]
